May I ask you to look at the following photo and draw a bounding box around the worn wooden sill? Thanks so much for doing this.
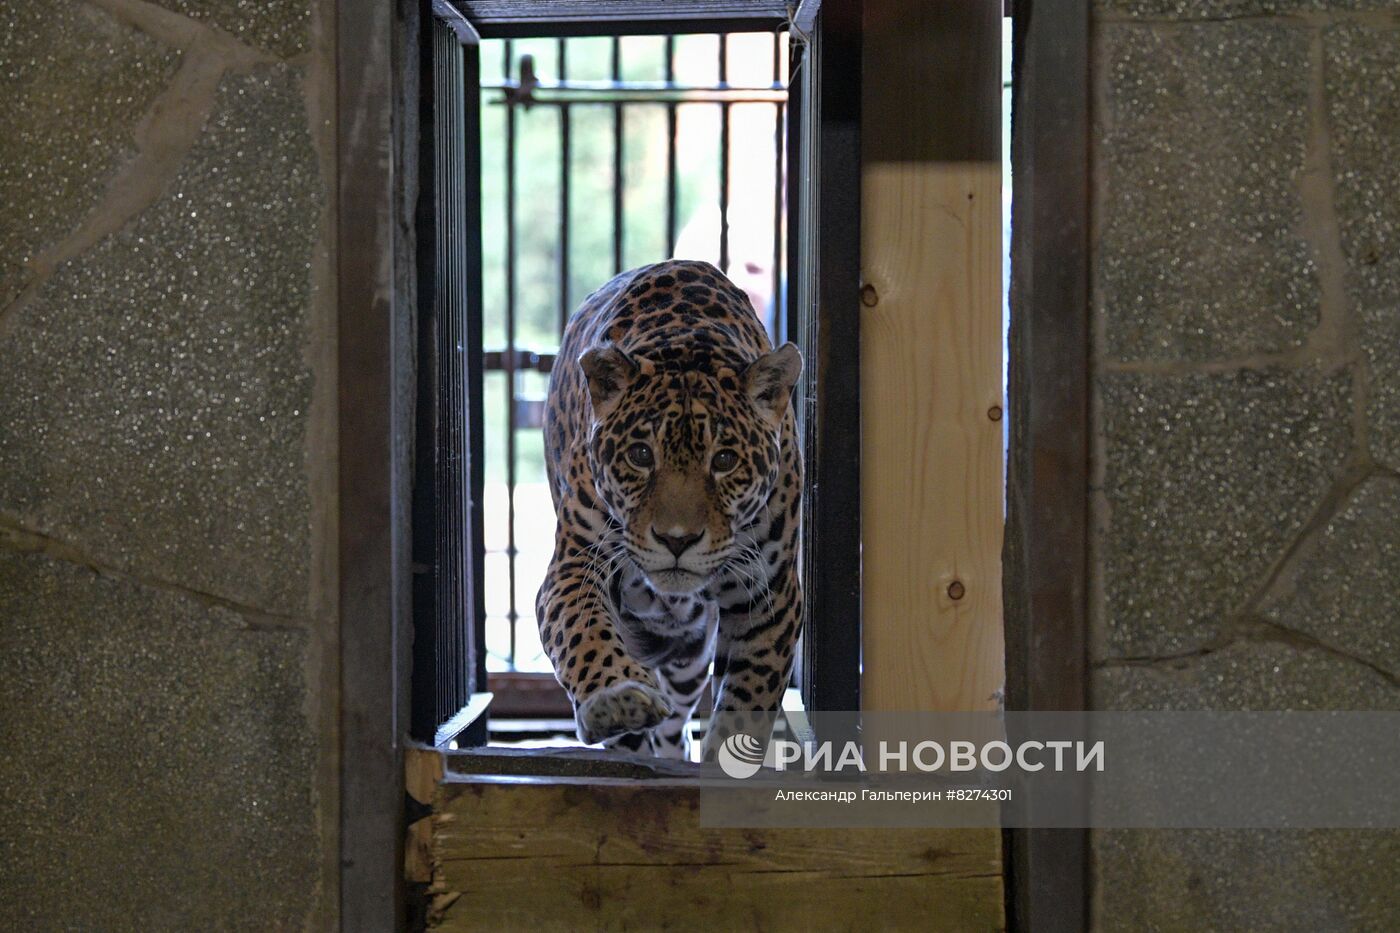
[408,745,1005,931]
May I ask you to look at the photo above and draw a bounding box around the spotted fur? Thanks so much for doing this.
[536,260,803,758]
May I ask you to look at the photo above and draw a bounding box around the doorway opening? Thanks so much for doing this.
[415,2,863,752]
[480,31,791,744]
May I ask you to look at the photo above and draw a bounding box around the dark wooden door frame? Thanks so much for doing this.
[338,0,422,929]
[790,0,863,718]
[336,2,863,928]
[337,0,1092,928]
[1003,0,1092,931]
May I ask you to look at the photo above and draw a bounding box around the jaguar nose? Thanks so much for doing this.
[653,528,702,558]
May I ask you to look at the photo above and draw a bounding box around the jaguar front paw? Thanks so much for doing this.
[575,680,675,745]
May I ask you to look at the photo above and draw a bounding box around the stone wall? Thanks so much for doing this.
[0,1,336,928]
[1090,0,1400,928]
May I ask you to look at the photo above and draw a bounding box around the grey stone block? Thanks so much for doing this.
[1095,643,1399,929]
[1094,641,1400,710]
[0,548,316,930]
[1325,24,1400,470]
[152,0,312,58]
[0,1,179,306]
[0,64,321,617]
[1259,476,1400,678]
[1095,0,1400,18]
[1096,23,1318,362]
[1098,367,1351,657]
[1095,828,1400,933]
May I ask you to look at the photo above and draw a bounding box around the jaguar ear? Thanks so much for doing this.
[579,346,640,418]
[743,342,802,429]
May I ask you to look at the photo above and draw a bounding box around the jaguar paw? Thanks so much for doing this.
[576,680,675,745]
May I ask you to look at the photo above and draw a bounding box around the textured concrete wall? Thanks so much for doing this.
[0,0,336,928]
[1091,0,1400,929]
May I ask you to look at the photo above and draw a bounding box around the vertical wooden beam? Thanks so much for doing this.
[1004,0,1092,929]
[861,0,1005,712]
[339,0,417,928]
[794,0,865,716]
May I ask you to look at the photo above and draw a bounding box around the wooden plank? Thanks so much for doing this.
[1003,0,1092,929]
[339,0,416,928]
[405,746,447,886]
[860,0,1005,712]
[427,778,1004,931]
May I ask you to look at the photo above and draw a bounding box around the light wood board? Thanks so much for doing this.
[427,777,1004,931]
[861,1,1005,713]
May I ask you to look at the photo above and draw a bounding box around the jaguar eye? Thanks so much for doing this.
[626,443,654,468]
[711,449,739,474]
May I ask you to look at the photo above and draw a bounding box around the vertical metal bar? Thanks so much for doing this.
[416,12,482,745]
[463,36,489,743]
[611,37,624,274]
[440,22,456,718]
[785,38,803,357]
[412,13,444,741]
[559,38,571,334]
[771,31,784,342]
[718,34,730,274]
[503,40,519,669]
[665,35,678,258]
[450,30,468,718]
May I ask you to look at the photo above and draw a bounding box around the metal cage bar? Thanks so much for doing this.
[611,37,625,275]
[558,38,572,332]
[413,13,489,746]
[665,36,679,257]
[502,40,521,665]
[771,33,784,342]
[718,34,731,273]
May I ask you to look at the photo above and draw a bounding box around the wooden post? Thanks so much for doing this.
[861,0,1005,712]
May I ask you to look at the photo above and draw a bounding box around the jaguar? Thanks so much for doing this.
[536,259,803,758]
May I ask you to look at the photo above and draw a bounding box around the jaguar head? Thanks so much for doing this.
[580,342,801,595]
